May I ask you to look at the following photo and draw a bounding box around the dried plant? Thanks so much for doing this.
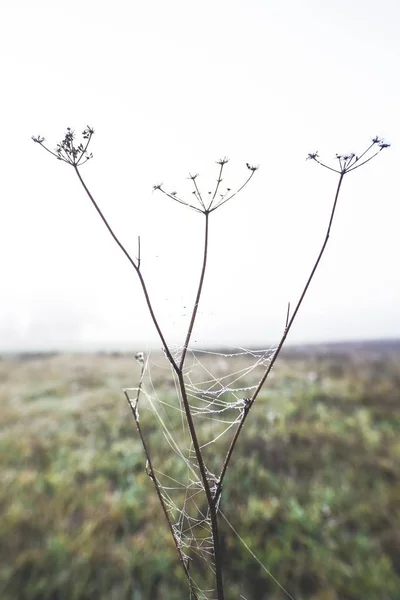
[33,128,389,600]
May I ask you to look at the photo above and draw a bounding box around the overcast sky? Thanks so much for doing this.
[1,0,399,352]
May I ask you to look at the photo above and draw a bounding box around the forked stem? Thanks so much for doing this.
[176,211,225,599]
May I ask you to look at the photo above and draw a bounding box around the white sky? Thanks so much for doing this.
[1,0,399,351]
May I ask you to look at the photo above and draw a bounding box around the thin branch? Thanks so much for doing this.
[215,171,345,498]
[157,187,203,213]
[72,166,177,369]
[180,212,209,368]
[172,210,225,598]
[210,169,256,212]
[285,302,291,330]
[35,142,66,162]
[347,149,382,172]
[191,176,206,211]
[76,131,93,166]
[351,141,376,165]
[208,159,227,210]
[123,366,199,600]
[312,159,340,174]
[176,373,225,599]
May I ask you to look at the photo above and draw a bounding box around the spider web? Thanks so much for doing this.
[125,344,276,598]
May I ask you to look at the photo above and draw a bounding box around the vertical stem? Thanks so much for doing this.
[179,212,210,369]
[177,374,225,600]
[174,212,224,598]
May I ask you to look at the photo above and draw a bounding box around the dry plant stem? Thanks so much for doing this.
[212,163,224,202]
[179,212,209,368]
[73,166,176,369]
[74,166,225,599]
[215,171,345,501]
[175,211,225,600]
[209,170,255,212]
[177,372,225,599]
[123,385,198,600]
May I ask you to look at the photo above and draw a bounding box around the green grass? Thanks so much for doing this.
[1,346,399,599]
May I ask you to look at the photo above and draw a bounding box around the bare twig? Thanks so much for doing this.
[180,212,209,368]
[285,302,291,330]
[72,166,177,369]
[210,165,258,212]
[175,208,223,597]
[123,357,199,600]
[216,171,344,496]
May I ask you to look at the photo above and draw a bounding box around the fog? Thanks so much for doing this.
[1,0,399,352]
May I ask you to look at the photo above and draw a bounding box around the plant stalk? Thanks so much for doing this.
[180,212,209,368]
[175,212,225,599]
[123,388,198,600]
[73,166,177,369]
[216,171,345,498]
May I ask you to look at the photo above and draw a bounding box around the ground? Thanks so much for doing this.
[1,340,399,599]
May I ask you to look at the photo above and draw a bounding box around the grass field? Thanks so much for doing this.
[1,341,399,599]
